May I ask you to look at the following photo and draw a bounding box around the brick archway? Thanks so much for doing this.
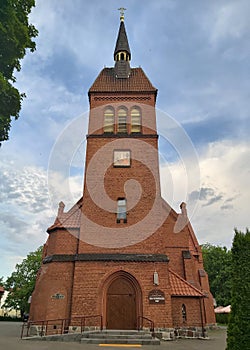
[103,271,142,330]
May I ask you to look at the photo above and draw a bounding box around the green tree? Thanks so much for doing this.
[226,229,250,350]
[0,276,4,297]
[3,246,42,316]
[202,243,232,306]
[0,0,38,145]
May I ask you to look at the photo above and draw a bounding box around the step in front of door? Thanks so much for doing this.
[80,331,160,345]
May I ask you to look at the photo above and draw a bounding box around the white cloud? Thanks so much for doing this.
[29,0,116,70]
[0,155,82,279]
[47,171,82,212]
[161,140,250,248]
[210,1,249,43]
[17,69,84,126]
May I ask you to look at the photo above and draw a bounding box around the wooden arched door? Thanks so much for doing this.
[106,276,137,330]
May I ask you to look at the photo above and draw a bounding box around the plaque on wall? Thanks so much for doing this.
[148,289,165,304]
[51,293,64,300]
[113,150,131,167]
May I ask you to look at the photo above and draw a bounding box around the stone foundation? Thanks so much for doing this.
[154,327,208,340]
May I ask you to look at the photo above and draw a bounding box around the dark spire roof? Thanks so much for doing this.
[114,20,131,60]
[88,12,157,90]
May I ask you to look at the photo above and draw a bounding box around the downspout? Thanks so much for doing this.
[199,296,205,338]
[68,227,80,323]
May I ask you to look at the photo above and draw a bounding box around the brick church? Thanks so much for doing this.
[29,12,215,333]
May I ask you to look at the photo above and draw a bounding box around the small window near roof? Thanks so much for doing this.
[104,108,114,133]
[131,107,141,133]
[118,108,128,133]
[117,198,127,223]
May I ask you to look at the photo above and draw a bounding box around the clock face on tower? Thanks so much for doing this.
[113,150,131,167]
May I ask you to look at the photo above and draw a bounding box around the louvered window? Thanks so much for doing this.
[131,107,141,133]
[118,108,127,133]
[104,108,114,133]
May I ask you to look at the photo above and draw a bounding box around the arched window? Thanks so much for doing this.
[118,107,128,133]
[121,52,125,60]
[131,107,141,133]
[182,304,187,322]
[104,107,114,133]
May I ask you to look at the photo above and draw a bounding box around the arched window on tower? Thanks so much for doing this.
[104,107,114,133]
[182,304,187,323]
[118,107,128,133]
[131,107,141,133]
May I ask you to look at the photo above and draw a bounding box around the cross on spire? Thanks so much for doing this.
[118,7,126,21]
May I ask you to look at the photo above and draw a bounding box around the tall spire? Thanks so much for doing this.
[114,9,131,78]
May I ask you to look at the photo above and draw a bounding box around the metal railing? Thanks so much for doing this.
[137,316,155,333]
[21,314,103,338]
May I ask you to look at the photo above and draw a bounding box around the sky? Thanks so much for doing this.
[0,0,249,280]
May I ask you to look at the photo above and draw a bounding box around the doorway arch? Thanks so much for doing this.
[104,271,142,330]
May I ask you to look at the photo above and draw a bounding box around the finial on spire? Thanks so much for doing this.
[118,7,126,22]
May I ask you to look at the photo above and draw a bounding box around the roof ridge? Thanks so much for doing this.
[47,197,83,232]
[64,197,83,215]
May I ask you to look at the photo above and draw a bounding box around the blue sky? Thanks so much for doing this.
[0,0,249,279]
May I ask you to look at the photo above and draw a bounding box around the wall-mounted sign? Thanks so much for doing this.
[148,289,165,304]
[51,293,64,300]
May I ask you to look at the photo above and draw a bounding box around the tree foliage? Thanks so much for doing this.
[3,246,42,316]
[202,243,232,306]
[0,0,38,144]
[226,229,250,350]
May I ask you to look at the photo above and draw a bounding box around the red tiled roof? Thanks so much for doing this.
[0,286,4,293]
[169,269,204,297]
[89,68,157,93]
[47,198,82,232]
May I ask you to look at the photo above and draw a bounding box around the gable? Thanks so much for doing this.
[169,269,204,297]
[47,197,82,232]
[89,68,157,94]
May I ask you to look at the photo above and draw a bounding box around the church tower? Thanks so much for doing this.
[29,12,215,336]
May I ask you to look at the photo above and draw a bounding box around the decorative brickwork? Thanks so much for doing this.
[94,96,151,101]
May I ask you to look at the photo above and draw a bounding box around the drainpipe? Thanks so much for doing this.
[68,227,80,325]
[199,297,205,338]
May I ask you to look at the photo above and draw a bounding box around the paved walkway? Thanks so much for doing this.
[0,322,227,350]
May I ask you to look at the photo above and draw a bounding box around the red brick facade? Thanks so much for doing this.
[29,17,215,331]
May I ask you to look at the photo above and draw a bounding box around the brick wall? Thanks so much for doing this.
[46,229,78,256]
[171,297,203,327]
[71,261,173,328]
[29,262,74,321]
